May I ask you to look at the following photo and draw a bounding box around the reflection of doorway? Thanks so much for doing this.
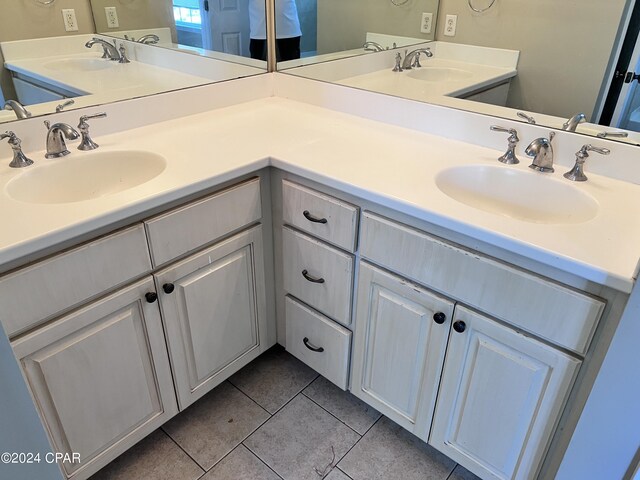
[600,0,640,132]
[172,0,251,56]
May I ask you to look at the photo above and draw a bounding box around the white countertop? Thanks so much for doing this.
[1,97,639,293]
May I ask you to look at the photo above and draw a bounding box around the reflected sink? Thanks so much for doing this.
[435,165,599,224]
[6,151,166,204]
[45,58,116,72]
[406,67,473,82]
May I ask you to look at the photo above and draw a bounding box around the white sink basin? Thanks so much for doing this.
[6,151,166,204]
[435,165,599,224]
[45,58,116,72]
[406,67,473,82]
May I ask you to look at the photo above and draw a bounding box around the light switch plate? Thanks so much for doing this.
[62,9,78,32]
[421,13,433,34]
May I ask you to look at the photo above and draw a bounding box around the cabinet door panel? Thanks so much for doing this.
[13,278,176,479]
[430,306,580,480]
[351,262,453,439]
[157,226,268,410]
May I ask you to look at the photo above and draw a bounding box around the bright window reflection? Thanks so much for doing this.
[173,0,201,26]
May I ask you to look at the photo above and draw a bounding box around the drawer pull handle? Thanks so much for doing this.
[453,320,467,333]
[433,312,446,324]
[145,292,158,303]
[303,210,328,224]
[163,283,175,294]
[303,337,324,353]
[302,269,325,284]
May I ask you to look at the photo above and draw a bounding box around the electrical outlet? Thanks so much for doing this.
[105,7,119,28]
[444,14,457,36]
[421,13,433,34]
[62,9,78,32]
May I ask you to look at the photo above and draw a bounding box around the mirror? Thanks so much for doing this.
[0,0,267,125]
[279,0,640,146]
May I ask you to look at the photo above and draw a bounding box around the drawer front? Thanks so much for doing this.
[282,227,354,327]
[0,225,151,338]
[145,178,262,266]
[285,296,351,390]
[360,212,605,354]
[282,179,358,252]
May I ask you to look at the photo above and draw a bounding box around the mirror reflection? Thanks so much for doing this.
[0,0,267,125]
[280,0,640,146]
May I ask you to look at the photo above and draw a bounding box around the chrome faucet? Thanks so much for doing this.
[55,99,75,113]
[562,113,586,132]
[402,48,433,69]
[1,131,33,168]
[525,132,555,172]
[78,113,107,151]
[490,126,520,164]
[3,100,32,119]
[564,144,610,182]
[44,121,80,158]
[137,34,160,44]
[85,37,119,60]
[517,112,536,124]
[363,41,385,52]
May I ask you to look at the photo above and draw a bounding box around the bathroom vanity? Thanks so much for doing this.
[0,74,638,480]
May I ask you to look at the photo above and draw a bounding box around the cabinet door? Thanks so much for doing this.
[351,262,454,440]
[430,306,580,480]
[156,226,268,410]
[11,278,177,480]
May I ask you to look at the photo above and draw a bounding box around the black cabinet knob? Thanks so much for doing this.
[453,320,466,333]
[163,283,175,294]
[145,292,158,303]
[433,312,446,324]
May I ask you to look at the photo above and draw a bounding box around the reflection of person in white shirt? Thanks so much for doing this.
[249,0,301,61]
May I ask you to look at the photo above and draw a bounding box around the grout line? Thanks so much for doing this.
[301,389,367,438]
[241,443,286,480]
[226,379,272,417]
[445,464,461,480]
[336,465,355,479]
[161,427,207,475]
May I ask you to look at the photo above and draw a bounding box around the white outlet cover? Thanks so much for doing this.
[62,9,78,32]
[444,14,457,37]
[421,13,433,34]
[105,6,119,28]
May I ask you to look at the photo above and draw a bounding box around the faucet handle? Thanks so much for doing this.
[490,125,519,164]
[78,113,107,151]
[517,112,536,124]
[392,53,403,72]
[56,99,75,113]
[1,131,34,168]
[563,144,610,182]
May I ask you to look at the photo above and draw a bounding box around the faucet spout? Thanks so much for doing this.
[525,132,556,173]
[402,48,433,69]
[44,121,80,158]
[3,100,32,119]
[363,41,385,52]
[562,113,586,132]
[137,34,160,45]
[85,37,119,60]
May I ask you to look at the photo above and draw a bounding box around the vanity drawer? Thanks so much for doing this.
[360,212,605,354]
[285,296,351,390]
[0,225,151,338]
[282,179,358,252]
[282,227,354,327]
[145,178,262,266]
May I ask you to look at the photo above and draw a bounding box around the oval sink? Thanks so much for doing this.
[6,151,166,204]
[406,67,473,82]
[45,58,116,72]
[435,165,599,224]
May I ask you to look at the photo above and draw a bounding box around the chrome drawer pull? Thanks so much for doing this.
[303,210,328,224]
[302,269,325,284]
[303,337,324,352]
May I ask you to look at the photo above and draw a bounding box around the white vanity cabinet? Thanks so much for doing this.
[351,263,454,439]
[154,226,268,410]
[430,306,580,480]
[11,278,177,480]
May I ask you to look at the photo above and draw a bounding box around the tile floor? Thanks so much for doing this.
[91,345,480,480]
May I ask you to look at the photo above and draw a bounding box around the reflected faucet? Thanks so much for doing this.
[44,121,80,158]
[363,41,385,52]
[402,48,433,69]
[562,113,586,132]
[137,34,160,45]
[3,100,32,119]
[85,37,119,60]
[525,132,556,172]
